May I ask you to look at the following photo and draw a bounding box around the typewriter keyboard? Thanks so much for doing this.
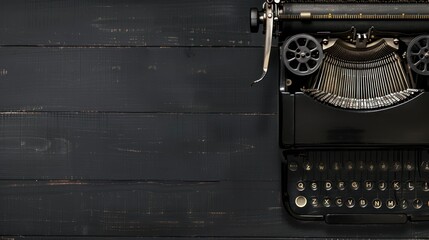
[284,149,429,223]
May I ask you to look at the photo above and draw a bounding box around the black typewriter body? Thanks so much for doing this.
[251,0,429,223]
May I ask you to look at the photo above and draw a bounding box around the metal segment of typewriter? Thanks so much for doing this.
[251,0,429,223]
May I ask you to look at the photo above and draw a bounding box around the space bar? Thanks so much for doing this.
[325,214,407,224]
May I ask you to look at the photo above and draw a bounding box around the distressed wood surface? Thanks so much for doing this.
[1,0,428,239]
[0,112,278,181]
[0,47,277,113]
[1,180,429,238]
[0,0,264,47]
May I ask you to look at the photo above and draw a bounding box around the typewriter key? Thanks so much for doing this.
[413,199,423,209]
[378,181,387,191]
[422,161,429,172]
[406,161,414,171]
[372,199,382,209]
[297,181,305,191]
[423,182,429,192]
[359,198,368,208]
[400,199,408,210]
[333,162,341,171]
[288,162,298,172]
[325,181,332,191]
[318,162,326,171]
[365,181,374,191]
[379,161,388,171]
[392,181,401,191]
[323,198,331,208]
[393,161,401,172]
[346,198,355,208]
[386,199,396,209]
[311,197,319,207]
[295,196,307,208]
[303,162,312,171]
[368,162,375,172]
[406,181,415,191]
[311,181,318,191]
[337,181,345,191]
[357,161,365,171]
[335,198,343,207]
[346,161,354,171]
[351,181,360,190]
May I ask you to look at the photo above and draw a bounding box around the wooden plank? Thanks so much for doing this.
[4,238,303,240]
[0,112,278,181]
[0,47,278,113]
[0,0,264,47]
[0,180,427,238]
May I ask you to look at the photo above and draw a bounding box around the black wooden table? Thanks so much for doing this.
[0,1,428,239]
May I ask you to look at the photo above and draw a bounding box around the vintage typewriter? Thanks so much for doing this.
[251,0,429,223]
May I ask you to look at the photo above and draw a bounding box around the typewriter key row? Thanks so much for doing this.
[289,160,429,172]
[294,196,426,210]
[296,180,429,191]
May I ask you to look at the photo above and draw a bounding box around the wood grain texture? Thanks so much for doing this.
[0,112,278,181]
[3,238,303,240]
[0,180,428,238]
[2,0,427,239]
[0,0,264,47]
[0,47,278,113]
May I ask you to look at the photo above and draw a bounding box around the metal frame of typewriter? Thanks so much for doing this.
[251,0,429,224]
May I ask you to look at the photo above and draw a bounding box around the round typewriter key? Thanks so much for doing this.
[311,197,319,207]
[379,161,388,171]
[288,162,298,172]
[422,161,429,172]
[368,162,375,172]
[400,199,408,209]
[359,198,368,208]
[351,181,359,191]
[378,181,387,191]
[303,162,312,171]
[310,181,318,191]
[413,198,423,209]
[406,181,415,191]
[357,160,365,171]
[323,198,331,208]
[335,198,343,207]
[325,181,332,191]
[406,161,414,171]
[346,198,355,208]
[386,199,396,209]
[318,162,326,171]
[393,161,401,172]
[333,162,341,171]
[372,198,382,209]
[392,181,401,191]
[337,181,345,191]
[297,181,305,191]
[295,196,307,208]
[346,161,354,171]
[364,181,374,191]
[423,182,429,192]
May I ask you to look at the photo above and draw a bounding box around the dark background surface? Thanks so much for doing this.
[0,0,428,239]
